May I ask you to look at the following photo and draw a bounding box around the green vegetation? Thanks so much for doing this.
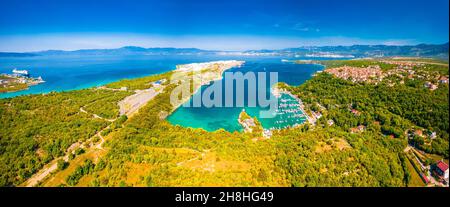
[315,59,449,74]
[68,65,420,186]
[106,72,171,90]
[278,59,448,186]
[74,79,410,186]
[83,90,132,119]
[75,148,85,155]
[0,89,128,186]
[315,59,397,71]
[57,159,69,171]
[0,58,447,187]
[385,57,449,65]
[66,159,95,186]
[282,65,448,157]
[417,64,449,75]
[275,127,407,186]
[238,111,263,136]
[0,83,28,93]
[404,157,425,187]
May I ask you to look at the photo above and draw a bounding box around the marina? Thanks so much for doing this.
[260,92,308,130]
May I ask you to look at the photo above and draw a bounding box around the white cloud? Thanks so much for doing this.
[291,22,320,32]
[381,39,417,46]
[292,23,309,31]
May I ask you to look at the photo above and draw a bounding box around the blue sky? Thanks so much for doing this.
[0,0,448,51]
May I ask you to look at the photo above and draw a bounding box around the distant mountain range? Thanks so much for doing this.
[34,46,212,56]
[0,52,38,57]
[0,43,448,59]
[245,42,449,59]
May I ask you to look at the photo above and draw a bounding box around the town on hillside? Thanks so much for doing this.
[312,58,449,187]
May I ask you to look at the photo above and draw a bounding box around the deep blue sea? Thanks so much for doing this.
[1,54,326,132]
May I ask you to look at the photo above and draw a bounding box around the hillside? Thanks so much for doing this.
[0,59,448,187]
[246,43,450,59]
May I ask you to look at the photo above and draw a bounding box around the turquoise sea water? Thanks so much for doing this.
[0,55,231,99]
[1,55,324,132]
[167,61,324,132]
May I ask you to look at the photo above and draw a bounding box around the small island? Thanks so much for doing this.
[0,69,45,93]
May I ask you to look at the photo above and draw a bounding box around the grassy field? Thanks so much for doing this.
[426,153,449,165]
[0,81,28,93]
[405,160,426,187]
[41,147,107,187]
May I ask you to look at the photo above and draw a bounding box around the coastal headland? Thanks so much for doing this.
[0,71,44,93]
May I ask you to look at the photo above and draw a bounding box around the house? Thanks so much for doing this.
[433,161,449,183]
[243,118,255,127]
[429,131,437,139]
[414,129,423,137]
[349,128,359,133]
[327,119,334,126]
[357,125,366,132]
[262,129,272,138]
[349,125,365,133]
[424,82,438,90]
[438,76,449,84]
[351,109,360,116]
[313,111,322,119]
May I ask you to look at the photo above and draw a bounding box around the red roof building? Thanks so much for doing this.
[414,129,423,137]
[351,109,360,116]
[433,161,449,182]
[436,161,449,172]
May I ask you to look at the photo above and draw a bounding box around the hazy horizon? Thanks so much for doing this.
[0,39,448,53]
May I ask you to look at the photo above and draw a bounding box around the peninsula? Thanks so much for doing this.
[0,69,44,93]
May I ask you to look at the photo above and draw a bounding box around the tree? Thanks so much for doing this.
[57,159,69,171]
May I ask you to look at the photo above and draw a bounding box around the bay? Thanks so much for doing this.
[1,54,325,132]
[167,60,324,132]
